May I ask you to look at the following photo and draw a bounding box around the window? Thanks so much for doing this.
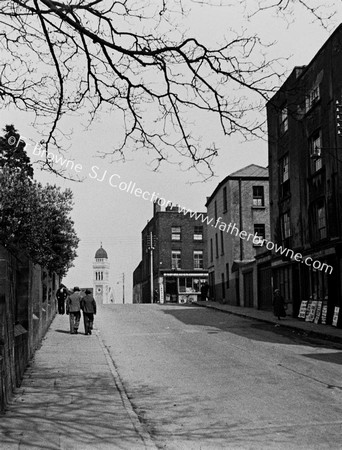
[306,85,320,112]
[280,212,291,240]
[194,226,203,241]
[254,224,265,246]
[310,130,322,173]
[210,238,213,262]
[226,263,230,288]
[171,250,181,269]
[310,200,327,241]
[215,233,219,258]
[179,277,194,292]
[223,186,227,212]
[171,226,181,241]
[220,230,224,255]
[317,204,327,239]
[279,104,288,134]
[214,200,218,221]
[221,273,225,299]
[193,251,203,269]
[253,186,264,207]
[280,154,289,182]
[280,154,290,197]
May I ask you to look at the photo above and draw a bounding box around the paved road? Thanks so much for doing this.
[98,304,342,450]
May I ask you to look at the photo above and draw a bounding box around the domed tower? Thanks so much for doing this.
[93,244,110,304]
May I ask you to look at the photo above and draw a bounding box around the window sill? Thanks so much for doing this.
[252,205,266,210]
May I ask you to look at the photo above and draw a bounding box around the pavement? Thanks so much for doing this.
[194,300,342,344]
[0,313,157,450]
[1,303,341,450]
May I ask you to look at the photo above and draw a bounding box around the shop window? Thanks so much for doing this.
[179,277,195,293]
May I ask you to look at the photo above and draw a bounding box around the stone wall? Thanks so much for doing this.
[0,245,58,411]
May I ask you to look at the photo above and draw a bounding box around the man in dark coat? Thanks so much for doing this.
[80,289,97,335]
[200,282,209,301]
[273,289,287,320]
[66,287,82,334]
[56,284,68,314]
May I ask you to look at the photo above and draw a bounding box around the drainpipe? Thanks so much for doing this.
[239,178,243,261]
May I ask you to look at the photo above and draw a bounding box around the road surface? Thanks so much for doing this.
[98,303,342,450]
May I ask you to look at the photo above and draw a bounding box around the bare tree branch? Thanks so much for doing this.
[0,0,333,176]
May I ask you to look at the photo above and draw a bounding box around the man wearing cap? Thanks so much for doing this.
[81,289,97,335]
[66,286,82,334]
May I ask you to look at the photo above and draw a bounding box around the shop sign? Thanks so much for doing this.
[332,307,340,327]
[298,300,308,319]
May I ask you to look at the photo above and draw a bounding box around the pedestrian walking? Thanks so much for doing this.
[66,286,82,334]
[273,289,287,321]
[56,284,68,314]
[80,289,97,335]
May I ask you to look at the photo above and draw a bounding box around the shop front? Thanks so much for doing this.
[160,272,208,304]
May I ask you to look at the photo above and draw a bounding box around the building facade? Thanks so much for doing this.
[206,164,270,307]
[267,25,342,323]
[135,203,208,303]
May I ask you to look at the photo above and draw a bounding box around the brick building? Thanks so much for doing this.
[134,202,208,303]
[267,24,342,323]
[206,164,270,307]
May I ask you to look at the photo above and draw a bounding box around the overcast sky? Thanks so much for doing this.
[2,2,342,302]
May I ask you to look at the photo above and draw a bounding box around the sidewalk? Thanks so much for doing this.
[0,314,156,450]
[195,301,342,344]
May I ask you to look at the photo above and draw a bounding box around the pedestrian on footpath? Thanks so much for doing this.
[273,289,287,321]
[80,289,97,335]
[200,282,209,301]
[66,286,82,334]
[56,284,68,314]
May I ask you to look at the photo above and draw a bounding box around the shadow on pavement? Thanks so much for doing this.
[161,304,342,351]
[0,366,142,450]
[302,352,342,365]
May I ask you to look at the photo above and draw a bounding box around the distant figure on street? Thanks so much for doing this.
[66,286,82,334]
[56,284,68,314]
[273,289,286,321]
[80,289,97,335]
[200,282,209,301]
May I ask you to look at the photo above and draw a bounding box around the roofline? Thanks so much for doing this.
[205,174,268,207]
[268,22,342,103]
[141,209,207,234]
